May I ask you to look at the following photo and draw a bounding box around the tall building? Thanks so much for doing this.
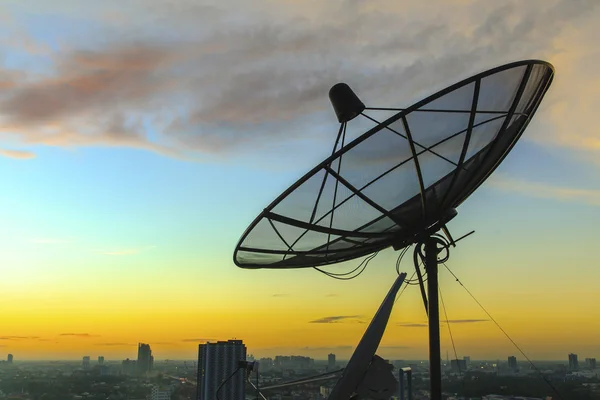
[122,358,137,375]
[450,359,467,373]
[258,358,273,372]
[463,356,471,370]
[82,356,91,370]
[568,353,579,371]
[508,356,517,371]
[7,354,13,364]
[196,340,246,400]
[328,353,336,370]
[98,356,105,365]
[137,343,153,375]
[585,358,597,369]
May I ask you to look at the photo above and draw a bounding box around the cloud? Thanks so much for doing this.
[398,319,488,327]
[490,175,600,206]
[272,293,289,297]
[309,315,362,324]
[181,338,215,343]
[0,148,35,159]
[0,0,598,163]
[398,323,428,328]
[91,245,155,256]
[59,333,100,338]
[0,336,39,340]
[444,319,489,324]
[299,346,353,351]
[95,342,132,346]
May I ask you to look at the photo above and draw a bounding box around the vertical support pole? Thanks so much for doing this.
[425,237,442,400]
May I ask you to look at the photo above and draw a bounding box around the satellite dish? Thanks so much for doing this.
[233,60,554,400]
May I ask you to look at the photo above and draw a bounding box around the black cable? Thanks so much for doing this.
[314,251,378,280]
[439,284,467,395]
[442,262,564,400]
[394,270,416,304]
[439,285,460,374]
[215,367,242,400]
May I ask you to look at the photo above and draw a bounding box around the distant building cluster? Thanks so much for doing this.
[274,355,315,370]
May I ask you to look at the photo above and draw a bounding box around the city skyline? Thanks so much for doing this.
[1,0,600,361]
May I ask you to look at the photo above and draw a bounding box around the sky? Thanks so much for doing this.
[1,0,599,362]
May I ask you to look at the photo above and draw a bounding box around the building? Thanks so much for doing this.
[463,356,471,370]
[507,356,517,371]
[450,359,467,373]
[98,356,105,365]
[151,385,172,400]
[196,340,247,400]
[122,358,137,375]
[568,353,579,371]
[274,355,315,370]
[82,356,91,370]
[585,358,597,369]
[258,358,273,372]
[328,354,336,370]
[137,343,153,375]
[320,386,332,398]
[7,354,13,364]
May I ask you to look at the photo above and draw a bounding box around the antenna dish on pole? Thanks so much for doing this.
[232,60,555,400]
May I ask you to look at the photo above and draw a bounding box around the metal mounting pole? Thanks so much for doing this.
[425,236,442,400]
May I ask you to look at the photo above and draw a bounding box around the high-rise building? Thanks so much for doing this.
[508,356,517,371]
[122,358,137,375]
[585,358,597,369]
[568,353,579,371]
[7,354,13,364]
[463,356,471,370]
[196,340,247,400]
[82,356,91,370]
[450,359,467,373]
[98,356,105,365]
[258,358,273,372]
[328,353,336,370]
[137,343,153,375]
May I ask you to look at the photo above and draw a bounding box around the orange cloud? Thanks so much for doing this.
[0,148,35,159]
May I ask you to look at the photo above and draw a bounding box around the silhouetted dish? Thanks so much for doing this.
[234,60,554,269]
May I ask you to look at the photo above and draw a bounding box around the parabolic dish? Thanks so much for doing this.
[234,60,554,269]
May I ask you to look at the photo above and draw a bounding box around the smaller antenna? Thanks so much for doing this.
[329,83,365,123]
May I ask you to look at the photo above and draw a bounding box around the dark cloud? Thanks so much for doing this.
[380,345,411,350]
[0,336,39,340]
[59,333,100,337]
[398,323,428,328]
[444,319,489,324]
[309,315,362,324]
[300,346,353,351]
[398,319,488,327]
[95,342,132,346]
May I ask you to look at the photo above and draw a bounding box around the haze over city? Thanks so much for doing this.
[1,0,600,366]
